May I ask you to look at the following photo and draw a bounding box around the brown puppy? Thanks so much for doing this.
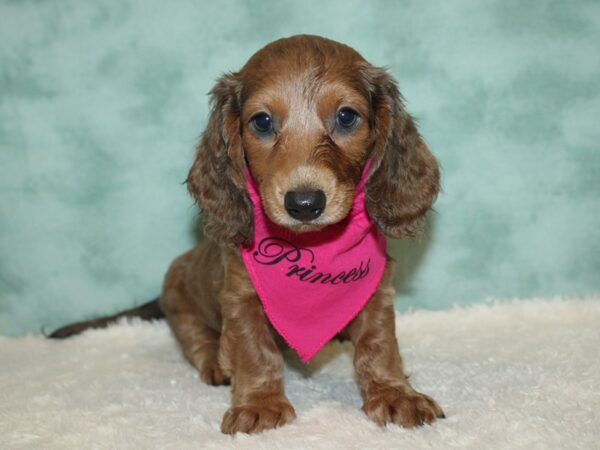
[52,34,443,434]
[179,34,442,433]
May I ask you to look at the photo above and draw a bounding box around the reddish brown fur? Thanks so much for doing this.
[167,35,442,434]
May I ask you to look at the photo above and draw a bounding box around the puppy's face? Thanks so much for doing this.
[238,43,374,233]
[187,35,440,245]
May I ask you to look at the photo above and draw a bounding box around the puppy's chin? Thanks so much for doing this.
[262,207,350,234]
[283,221,329,233]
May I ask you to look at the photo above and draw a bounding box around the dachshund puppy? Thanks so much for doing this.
[51,34,443,434]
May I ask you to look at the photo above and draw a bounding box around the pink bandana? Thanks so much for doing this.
[240,162,387,362]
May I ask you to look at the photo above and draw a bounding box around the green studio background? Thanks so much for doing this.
[1,1,599,336]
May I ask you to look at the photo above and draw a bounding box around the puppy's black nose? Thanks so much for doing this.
[284,190,326,221]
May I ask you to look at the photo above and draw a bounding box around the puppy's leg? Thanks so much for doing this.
[219,257,296,434]
[346,261,444,427]
[160,250,229,386]
[165,306,229,386]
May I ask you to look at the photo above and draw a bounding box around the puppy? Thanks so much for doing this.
[51,34,443,434]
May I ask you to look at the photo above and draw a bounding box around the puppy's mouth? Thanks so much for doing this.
[260,186,355,233]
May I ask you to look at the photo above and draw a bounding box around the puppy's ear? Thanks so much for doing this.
[186,73,252,245]
[363,66,440,238]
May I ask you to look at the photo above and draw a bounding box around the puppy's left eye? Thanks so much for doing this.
[336,108,359,130]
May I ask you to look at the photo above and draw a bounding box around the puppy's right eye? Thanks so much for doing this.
[250,113,274,135]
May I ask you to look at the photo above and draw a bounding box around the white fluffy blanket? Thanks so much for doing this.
[1,298,599,449]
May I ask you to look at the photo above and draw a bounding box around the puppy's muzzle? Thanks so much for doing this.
[284,190,326,222]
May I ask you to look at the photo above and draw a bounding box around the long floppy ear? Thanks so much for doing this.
[186,73,252,246]
[364,66,440,238]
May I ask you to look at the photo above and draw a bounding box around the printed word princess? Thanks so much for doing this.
[253,237,371,285]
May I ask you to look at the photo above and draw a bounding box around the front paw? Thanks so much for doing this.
[221,399,296,434]
[363,387,444,428]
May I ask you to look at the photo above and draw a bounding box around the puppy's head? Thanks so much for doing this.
[187,35,440,245]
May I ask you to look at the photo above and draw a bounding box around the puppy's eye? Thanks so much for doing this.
[250,113,274,135]
[336,108,359,130]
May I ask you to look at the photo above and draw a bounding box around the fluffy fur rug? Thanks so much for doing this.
[1,297,599,449]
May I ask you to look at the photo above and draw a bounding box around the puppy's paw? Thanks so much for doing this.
[363,387,444,428]
[199,363,230,386]
[221,399,296,434]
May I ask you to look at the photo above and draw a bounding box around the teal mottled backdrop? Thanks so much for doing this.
[1,1,599,336]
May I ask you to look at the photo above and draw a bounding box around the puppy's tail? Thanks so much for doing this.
[47,298,165,339]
